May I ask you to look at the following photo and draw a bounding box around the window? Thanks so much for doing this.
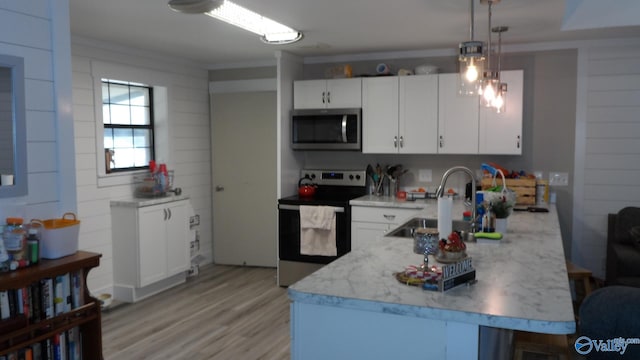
[102,79,154,173]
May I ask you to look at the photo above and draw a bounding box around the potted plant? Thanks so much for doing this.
[485,191,515,234]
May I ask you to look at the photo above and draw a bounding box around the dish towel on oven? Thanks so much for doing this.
[299,205,337,256]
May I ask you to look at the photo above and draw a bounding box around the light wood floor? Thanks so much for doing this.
[101,265,290,359]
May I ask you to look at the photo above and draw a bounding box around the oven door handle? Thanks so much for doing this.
[278,204,345,213]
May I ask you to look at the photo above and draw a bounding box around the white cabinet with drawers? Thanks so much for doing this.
[351,205,418,251]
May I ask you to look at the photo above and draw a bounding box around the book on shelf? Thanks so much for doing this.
[71,271,81,310]
[40,278,54,320]
[54,331,67,360]
[7,290,17,318]
[29,283,41,323]
[20,287,29,320]
[0,290,9,320]
[30,343,41,360]
[53,275,64,316]
[42,337,53,360]
[67,327,81,360]
[62,274,71,313]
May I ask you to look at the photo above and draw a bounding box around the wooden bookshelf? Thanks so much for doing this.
[0,251,102,359]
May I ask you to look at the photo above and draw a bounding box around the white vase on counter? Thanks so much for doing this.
[495,218,508,235]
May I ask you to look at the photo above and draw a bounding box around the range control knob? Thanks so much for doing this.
[349,174,354,180]
[356,174,361,180]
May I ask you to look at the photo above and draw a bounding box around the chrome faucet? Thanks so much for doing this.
[436,166,477,233]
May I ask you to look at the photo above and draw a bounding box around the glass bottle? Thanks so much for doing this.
[4,218,26,261]
[26,228,40,265]
[0,225,9,271]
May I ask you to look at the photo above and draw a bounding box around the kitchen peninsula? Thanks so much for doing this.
[288,198,575,359]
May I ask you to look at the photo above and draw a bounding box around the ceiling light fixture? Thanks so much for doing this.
[168,0,303,45]
[458,0,485,95]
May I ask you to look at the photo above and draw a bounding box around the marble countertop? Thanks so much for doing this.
[110,194,190,208]
[289,201,576,335]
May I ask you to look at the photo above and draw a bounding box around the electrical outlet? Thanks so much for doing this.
[549,172,569,186]
[419,169,432,182]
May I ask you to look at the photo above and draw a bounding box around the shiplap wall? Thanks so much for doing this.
[573,41,640,279]
[71,38,212,295]
[0,2,73,221]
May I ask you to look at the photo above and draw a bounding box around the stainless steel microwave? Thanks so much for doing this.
[291,108,361,150]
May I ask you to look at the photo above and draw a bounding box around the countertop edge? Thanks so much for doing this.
[110,194,191,207]
[288,288,576,335]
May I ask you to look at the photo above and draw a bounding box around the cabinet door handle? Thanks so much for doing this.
[399,136,404,148]
[393,136,398,148]
[163,209,168,221]
[168,208,172,220]
[383,214,396,221]
[517,135,521,149]
[439,135,444,148]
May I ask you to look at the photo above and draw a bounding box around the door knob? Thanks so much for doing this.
[215,185,225,192]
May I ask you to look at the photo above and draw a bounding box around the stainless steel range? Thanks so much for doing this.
[277,169,366,286]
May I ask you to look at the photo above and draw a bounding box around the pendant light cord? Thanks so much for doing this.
[486,2,493,72]
[469,0,475,40]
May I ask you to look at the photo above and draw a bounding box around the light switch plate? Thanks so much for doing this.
[549,172,569,186]
[419,169,432,182]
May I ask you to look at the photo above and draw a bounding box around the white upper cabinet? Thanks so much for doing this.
[437,73,480,154]
[362,75,438,154]
[294,78,362,109]
[479,70,524,155]
[362,76,399,153]
[438,70,523,154]
[296,70,523,155]
[399,75,439,153]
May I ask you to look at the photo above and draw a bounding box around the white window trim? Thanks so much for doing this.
[90,61,172,187]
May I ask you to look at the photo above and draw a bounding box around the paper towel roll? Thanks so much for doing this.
[437,197,453,238]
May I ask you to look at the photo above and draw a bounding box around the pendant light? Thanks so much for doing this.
[479,0,500,107]
[491,26,508,113]
[458,0,485,95]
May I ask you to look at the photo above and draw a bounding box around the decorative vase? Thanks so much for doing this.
[495,218,508,234]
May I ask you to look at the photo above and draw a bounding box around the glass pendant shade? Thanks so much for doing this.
[491,26,509,113]
[458,41,485,95]
[457,0,485,96]
[492,83,507,113]
[481,78,498,106]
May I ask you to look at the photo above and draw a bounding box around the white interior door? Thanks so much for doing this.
[211,91,277,267]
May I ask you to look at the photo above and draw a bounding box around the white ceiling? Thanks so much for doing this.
[68,0,640,67]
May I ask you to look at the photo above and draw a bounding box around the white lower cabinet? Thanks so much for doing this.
[111,197,190,302]
[351,206,418,251]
